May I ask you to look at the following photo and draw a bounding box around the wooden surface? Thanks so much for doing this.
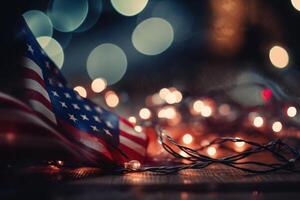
[1,164,300,199]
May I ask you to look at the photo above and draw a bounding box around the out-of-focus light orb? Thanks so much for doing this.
[182,133,193,145]
[47,0,89,32]
[235,137,245,148]
[87,43,127,85]
[23,10,53,38]
[207,147,217,156]
[165,92,177,104]
[291,0,300,11]
[159,88,170,99]
[139,108,151,120]
[201,106,212,117]
[134,125,143,132]
[269,45,289,69]
[158,106,176,119]
[173,90,183,103]
[272,121,283,132]
[218,104,231,116]
[91,78,107,93]
[128,116,137,124]
[287,106,297,117]
[111,0,148,16]
[193,100,204,113]
[253,116,264,127]
[132,17,174,55]
[74,86,87,98]
[75,0,103,32]
[37,36,64,69]
[105,91,119,108]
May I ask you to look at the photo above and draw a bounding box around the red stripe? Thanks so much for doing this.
[23,68,46,88]
[119,117,135,128]
[24,89,52,110]
[119,143,145,163]
[120,130,148,147]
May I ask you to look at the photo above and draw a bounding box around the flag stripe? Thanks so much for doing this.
[119,135,146,156]
[23,57,43,79]
[28,99,57,124]
[24,89,52,109]
[24,79,51,102]
[119,121,147,140]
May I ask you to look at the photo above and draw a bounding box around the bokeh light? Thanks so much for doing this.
[159,88,170,99]
[182,133,193,145]
[158,106,176,119]
[74,86,87,98]
[128,116,137,124]
[272,121,283,133]
[207,147,217,156]
[269,45,289,69]
[132,17,174,55]
[47,0,89,32]
[193,100,205,113]
[201,106,212,117]
[287,106,297,117]
[139,108,151,120]
[87,43,127,85]
[75,0,103,32]
[134,125,143,132]
[291,0,300,11]
[235,138,245,148]
[91,78,107,93]
[253,116,264,128]
[37,36,64,69]
[23,10,53,38]
[111,0,148,16]
[105,91,119,108]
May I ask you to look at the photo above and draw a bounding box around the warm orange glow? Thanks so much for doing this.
[253,116,264,127]
[218,104,230,116]
[158,106,176,119]
[207,147,217,156]
[134,125,143,132]
[173,90,183,103]
[287,106,297,117]
[235,137,245,148]
[74,86,87,98]
[124,160,141,170]
[179,150,189,158]
[91,78,107,93]
[159,88,170,99]
[139,108,151,120]
[165,92,177,104]
[182,133,193,144]
[201,105,212,117]
[272,121,283,132]
[105,91,119,107]
[269,45,289,69]
[128,116,137,124]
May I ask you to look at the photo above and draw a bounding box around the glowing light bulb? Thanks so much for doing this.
[134,125,143,132]
[207,147,217,156]
[139,108,151,120]
[159,88,170,99]
[128,116,137,124]
[287,106,297,117]
[91,78,107,93]
[74,86,87,98]
[124,160,141,171]
[235,138,245,148]
[56,160,64,166]
[105,91,119,107]
[193,100,204,113]
[182,133,193,144]
[269,45,289,69]
[272,121,282,133]
[179,150,189,158]
[253,116,264,127]
[201,106,212,117]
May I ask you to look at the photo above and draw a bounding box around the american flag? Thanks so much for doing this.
[0,18,148,167]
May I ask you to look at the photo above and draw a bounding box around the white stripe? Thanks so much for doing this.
[24,79,51,102]
[120,136,145,156]
[29,100,57,124]
[23,57,43,79]
[119,121,146,140]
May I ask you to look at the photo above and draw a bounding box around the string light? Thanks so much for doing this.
[139,108,151,120]
[269,45,289,69]
[128,116,137,124]
[124,160,141,171]
[74,86,87,98]
[182,133,193,144]
[235,137,245,148]
[193,100,204,113]
[287,106,297,117]
[105,91,119,108]
[201,105,212,117]
[158,106,176,119]
[159,88,170,99]
[134,125,143,132]
[253,116,264,127]
[272,121,283,133]
[207,146,217,156]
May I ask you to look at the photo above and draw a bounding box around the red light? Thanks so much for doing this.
[261,88,272,102]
